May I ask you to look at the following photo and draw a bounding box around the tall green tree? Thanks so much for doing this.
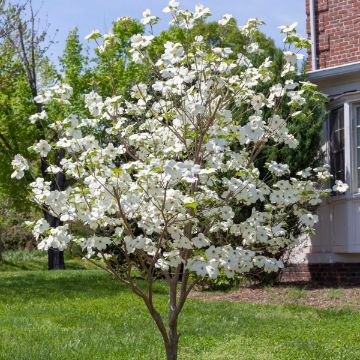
[59,27,92,111]
[0,0,65,267]
[0,42,38,211]
[92,17,145,97]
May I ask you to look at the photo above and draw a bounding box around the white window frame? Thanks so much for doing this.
[326,95,360,197]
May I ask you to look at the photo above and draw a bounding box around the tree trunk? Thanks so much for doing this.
[43,193,65,270]
[42,150,66,270]
[165,327,179,360]
[138,267,191,360]
[48,248,65,270]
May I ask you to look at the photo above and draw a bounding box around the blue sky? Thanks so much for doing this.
[31,0,307,62]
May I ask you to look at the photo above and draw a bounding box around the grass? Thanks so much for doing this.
[286,286,307,302]
[326,288,346,300]
[0,250,95,271]
[1,270,360,359]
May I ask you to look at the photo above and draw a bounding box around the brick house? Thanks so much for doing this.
[284,0,360,283]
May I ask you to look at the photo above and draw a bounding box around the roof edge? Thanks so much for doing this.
[307,61,360,80]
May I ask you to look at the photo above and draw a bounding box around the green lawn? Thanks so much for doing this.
[0,270,360,359]
[0,250,95,272]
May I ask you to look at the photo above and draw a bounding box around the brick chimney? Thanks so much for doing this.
[306,0,360,71]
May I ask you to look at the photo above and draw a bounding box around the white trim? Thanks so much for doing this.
[344,102,357,250]
[329,91,360,106]
[308,60,360,80]
[344,102,353,189]
[309,0,317,71]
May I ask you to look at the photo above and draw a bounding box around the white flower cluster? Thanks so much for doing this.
[11,155,29,179]
[34,84,73,105]
[38,224,72,251]
[14,2,347,280]
[141,9,158,25]
[32,140,51,157]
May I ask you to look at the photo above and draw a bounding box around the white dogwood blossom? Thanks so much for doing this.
[34,83,73,105]
[141,9,158,25]
[278,22,298,34]
[218,14,233,26]
[163,0,180,14]
[32,219,50,240]
[29,110,48,124]
[332,180,349,193]
[85,29,102,41]
[11,154,29,179]
[268,161,290,176]
[37,224,72,251]
[32,140,51,157]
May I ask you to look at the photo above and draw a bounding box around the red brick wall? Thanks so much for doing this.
[306,0,360,70]
[281,263,360,284]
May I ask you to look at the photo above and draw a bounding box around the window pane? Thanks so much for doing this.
[336,154,345,181]
[357,107,360,126]
[339,108,344,128]
[339,129,344,149]
[329,107,345,184]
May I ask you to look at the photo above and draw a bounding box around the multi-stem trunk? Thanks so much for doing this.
[140,270,189,360]
[165,326,179,360]
[145,298,180,360]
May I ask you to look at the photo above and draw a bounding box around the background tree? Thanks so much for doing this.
[0,0,66,267]
[0,1,40,258]
[59,27,91,111]
[90,17,145,98]
[0,40,38,210]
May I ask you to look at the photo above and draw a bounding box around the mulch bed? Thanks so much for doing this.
[190,284,360,310]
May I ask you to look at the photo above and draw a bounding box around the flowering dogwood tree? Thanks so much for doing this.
[12,2,348,359]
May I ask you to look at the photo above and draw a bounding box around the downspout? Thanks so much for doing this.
[309,0,317,70]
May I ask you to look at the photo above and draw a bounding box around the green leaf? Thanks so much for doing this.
[113,168,123,175]
[184,201,199,209]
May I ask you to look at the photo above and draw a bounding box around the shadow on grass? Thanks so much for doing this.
[0,270,168,303]
[0,258,98,272]
[0,260,31,271]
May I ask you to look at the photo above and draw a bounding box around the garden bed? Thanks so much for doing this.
[192,284,360,310]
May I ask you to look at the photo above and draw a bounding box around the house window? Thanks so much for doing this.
[329,107,345,183]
